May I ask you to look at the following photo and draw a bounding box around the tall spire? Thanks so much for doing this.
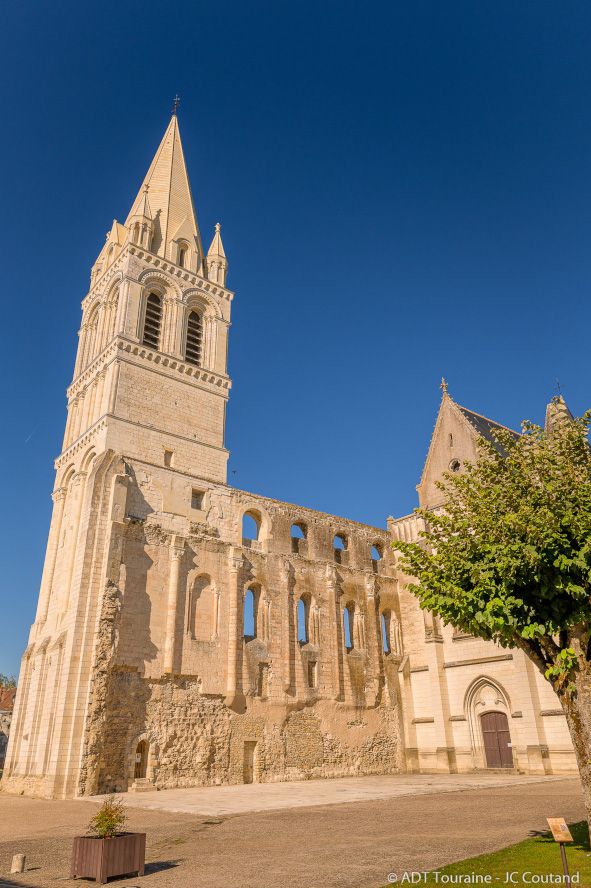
[206,222,228,286]
[125,114,203,266]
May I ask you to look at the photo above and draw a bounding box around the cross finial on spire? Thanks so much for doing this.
[215,222,221,232]
[171,94,180,116]
[440,377,448,395]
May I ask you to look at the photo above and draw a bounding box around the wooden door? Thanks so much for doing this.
[481,711,513,768]
[134,740,148,779]
[243,741,257,784]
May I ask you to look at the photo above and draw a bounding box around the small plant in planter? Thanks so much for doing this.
[88,795,127,838]
[70,795,145,883]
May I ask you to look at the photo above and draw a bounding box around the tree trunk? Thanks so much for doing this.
[557,658,591,836]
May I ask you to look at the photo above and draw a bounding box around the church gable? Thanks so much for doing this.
[417,393,479,510]
[417,388,519,510]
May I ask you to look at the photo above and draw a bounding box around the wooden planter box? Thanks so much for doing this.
[70,833,145,883]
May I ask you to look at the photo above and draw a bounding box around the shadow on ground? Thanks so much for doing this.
[145,858,182,875]
[0,859,181,887]
[528,821,590,852]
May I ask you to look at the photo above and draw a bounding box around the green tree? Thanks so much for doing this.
[0,674,16,689]
[395,400,591,828]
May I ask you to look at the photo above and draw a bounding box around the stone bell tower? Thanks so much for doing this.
[3,109,234,797]
[65,109,232,481]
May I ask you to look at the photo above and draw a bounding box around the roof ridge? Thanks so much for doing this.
[457,403,518,435]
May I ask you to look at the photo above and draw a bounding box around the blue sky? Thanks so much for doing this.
[1,1,591,675]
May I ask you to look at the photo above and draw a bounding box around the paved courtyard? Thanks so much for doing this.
[0,775,584,888]
[91,772,579,816]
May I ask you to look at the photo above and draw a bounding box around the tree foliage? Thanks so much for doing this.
[395,401,591,689]
[0,674,16,689]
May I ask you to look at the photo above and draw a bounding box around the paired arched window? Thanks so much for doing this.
[142,292,162,349]
[185,310,203,366]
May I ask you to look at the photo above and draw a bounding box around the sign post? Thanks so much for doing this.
[546,818,574,887]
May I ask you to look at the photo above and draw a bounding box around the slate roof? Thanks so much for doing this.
[457,406,519,447]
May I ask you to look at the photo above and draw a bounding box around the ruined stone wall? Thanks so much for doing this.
[79,456,404,793]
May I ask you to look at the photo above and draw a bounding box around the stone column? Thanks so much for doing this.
[282,561,295,694]
[94,369,106,423]
[107,361,120,415]
[96,303,107,353]
[327,564,344,701]
[63,402,74,449]
[73,393,84,440]
[163,537,185,674]
[212,584,220,639]
[204,317,217,370]
[424,635,456,773]
[62,471,87,613]
[116,279,130,336]
[364,575,381,705]
[36,488,66,626]
[225,550,245,710]
[74,324,88,377]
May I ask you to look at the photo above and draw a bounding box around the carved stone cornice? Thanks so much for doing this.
[68,339,119,397]
[55,420,105,470]
[117,338,231,393]
[129,244,234,302]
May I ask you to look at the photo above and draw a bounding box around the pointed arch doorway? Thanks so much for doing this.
[481,711,513,768]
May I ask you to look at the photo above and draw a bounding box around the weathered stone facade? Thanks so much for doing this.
[2,112,576,799]
[0,687,16,772]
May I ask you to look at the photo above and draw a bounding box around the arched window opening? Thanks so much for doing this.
[333,533,347,563]
[343,604,355,651]
[134,740,149,780]
[381,611,391,655]
[291,521,307,554]
[297,597,310,644]
[142,292,162,349]
[242,510,261,543]
[178,243,188,268]
[185,310,203,366]
[371,542,383,573]
[243,586,258,639]
[449,433,454,448]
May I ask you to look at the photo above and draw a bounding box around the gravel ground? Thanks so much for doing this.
[0,777,584,888]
